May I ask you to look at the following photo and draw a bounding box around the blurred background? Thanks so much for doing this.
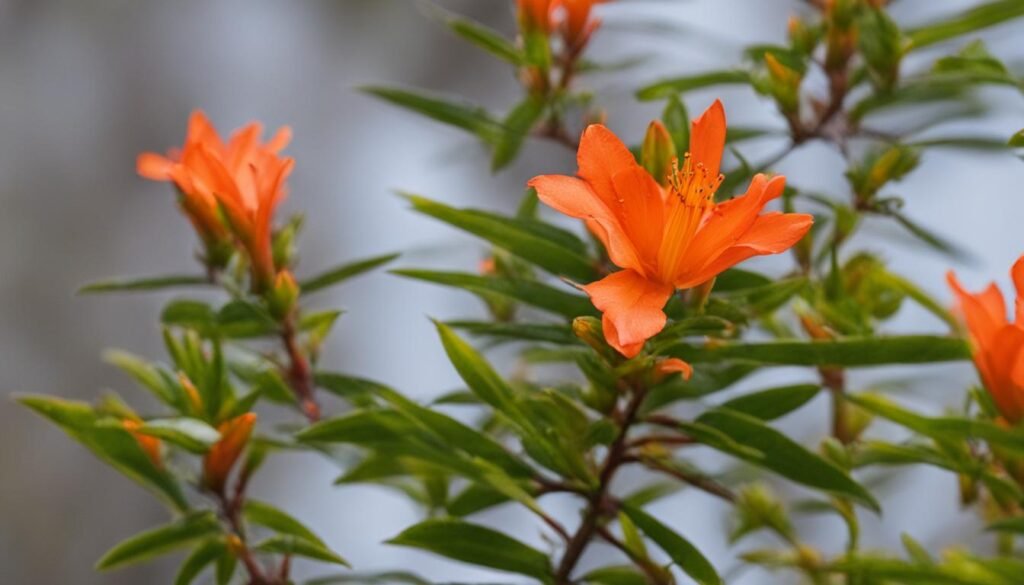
[2,0,1023,582]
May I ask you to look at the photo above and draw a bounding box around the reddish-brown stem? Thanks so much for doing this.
[280,316,320,422]
[214,488,275,585]
[641,458,737,504]
[627,434,695,449]
[554,383,649,584]
[821,366,851,444]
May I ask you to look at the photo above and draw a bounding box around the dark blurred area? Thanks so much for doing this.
[2,1,1023,583]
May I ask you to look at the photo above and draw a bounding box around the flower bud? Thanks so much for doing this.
[203,413,257,494]
[652,357,693,383]
[122,419,163,469]
[267,270,300,320]
[764,53,803,114]
[641,121,677,187]
[177,371,204,416]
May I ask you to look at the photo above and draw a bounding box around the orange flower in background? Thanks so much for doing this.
[560,0,606,49]
[122,419,162,469]
[203,413,257,493]
[948,256,1024,424]
[528,100,813,358]
[137,111,293,288]
[517,0,556,33]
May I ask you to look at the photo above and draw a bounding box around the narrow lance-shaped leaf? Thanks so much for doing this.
[387,519,554,582]
[906,0,1024,51]
[79,274,211,294]
[255,535,349,567]
[244,500,327,547]
[665,336,969,367]
[96,512,221,570]
[174,539,226,585]
[492,96,546,171]
[361,86,504,146]
[403,194,596,281]
[719,384,820,421]
[300,252,399,295]
[637,70,752,101]
[621,505,721,585]
[134,418,221,453]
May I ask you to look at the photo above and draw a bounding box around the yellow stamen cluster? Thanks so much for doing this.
[656,153,724,282]
[667,153,723,209]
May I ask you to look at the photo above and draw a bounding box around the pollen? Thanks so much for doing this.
[668,153,724,208]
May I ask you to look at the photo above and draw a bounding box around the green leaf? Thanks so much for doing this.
[665,336,969,367]
[394,269,596,318]
[1010,128,1024,147]
[988,517,1024,534]
[404,194,596,280]
[96,512,221,570]
[134,418,220,453]
[103,350,179,407]
[719,384,820,421]
[432,5,522,64]
[695,409,880,511]
[362,86,504,145]
[255,535,349,567]
[448,320,578,345]
[582,565,649,585]
[448,483,513,517]
[434,322,520,415]
[848,393,1024,452]
[175,539,226,585]
[300,253,399,295]
[492,96,546,171]
[79,274,210,294]
[18,395,188,511]
[244,500,326,547]
[314,371,391,407]
[306,572,432,585]
[907,0,1024,51]
[637,70,752,101]
[387,519,553,581]
[621,505,721,585]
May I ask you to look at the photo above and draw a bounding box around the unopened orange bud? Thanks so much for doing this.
[203,413,257,494]
[177,371,204,415]
[641,121,677,187]
[122,419,163,468]
[517,0,555,34]
[653,358,693,382]
[479,257,497,276]
[798,312,834,340]
[267,270,300,320]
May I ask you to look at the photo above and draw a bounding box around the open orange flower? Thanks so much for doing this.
[948,255,1024,424]
[137,111,293,289]
[203,413,257,493]
[528,100,813,358]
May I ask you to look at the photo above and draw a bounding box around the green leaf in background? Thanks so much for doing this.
[18,395,188,511]
[306,572,432,585]
[719,384,820,421]
[134,418,220,453]
[403,194,596,281]
[906,0,1024,51]
[394,269,597,318]
[103,349,180,408]
[244,500,327,547]
[637,70,752,101]
[1010,128,1024,147]
[492,96,547,171]
[300,253,399,295]
[174,539,226,585]
[621,505,721,585]
[255,535,349,567]
[582,565,650,585]
[387,519,553,582]
[448,320,578,345]
[665,336,969,367]
[696,409,880,511]
[426,3,523,65]
[78,274,210,294]
[314,371,391,407]
[362,86,504,146]
[96,512,221,570]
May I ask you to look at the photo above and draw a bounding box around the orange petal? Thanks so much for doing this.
[948,271,1007,349]
[137,153,175,180]
[610,165,664,267]
[577,124,646,213]
[581,269,674,358]
[204,413,257,492]
[683,211,813,289]
[529,174,646,276]
[981,325,1024,423]
[655,357,693,381]
[690,100,727,180]
[1012,254,1024,324]
[267,126,293,152]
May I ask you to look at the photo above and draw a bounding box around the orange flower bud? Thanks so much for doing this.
[203,413,257,494]
[518,0,555,34]
[177,371,204,415]
[122,419,162,469]
[641,121,677,187]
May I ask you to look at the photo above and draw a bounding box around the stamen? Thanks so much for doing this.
[657,152,725,282]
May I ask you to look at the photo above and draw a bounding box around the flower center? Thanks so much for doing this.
[656,153,723,283]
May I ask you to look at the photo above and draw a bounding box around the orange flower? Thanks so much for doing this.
[138,111,293,289]
[122,419,162,469]
[518,0,556,33]
[203,413,257,493]
[560,0,606,49]
[948,255,1024,424]
[528,100,813,357]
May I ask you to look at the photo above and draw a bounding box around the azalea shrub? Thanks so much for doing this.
[19,1,1024,584]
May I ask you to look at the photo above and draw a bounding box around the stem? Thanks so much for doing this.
[214,488,274,585]
[596,525,671,585]
[554,383,649,584]
[822,366,851,444]
[280,315,320,422]
[641,459,737,504]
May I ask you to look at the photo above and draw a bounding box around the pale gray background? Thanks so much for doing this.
[2,0,1023,583]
